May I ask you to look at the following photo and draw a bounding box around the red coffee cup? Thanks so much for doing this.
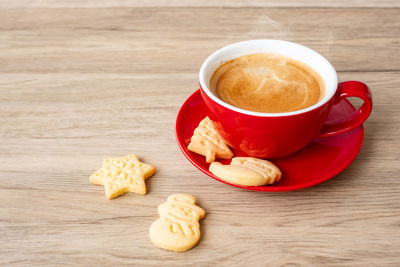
[199,40,372,158]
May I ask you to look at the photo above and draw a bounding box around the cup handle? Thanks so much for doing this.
[316,81,373,138]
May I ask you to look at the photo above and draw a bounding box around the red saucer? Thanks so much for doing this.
[175,90,364,192]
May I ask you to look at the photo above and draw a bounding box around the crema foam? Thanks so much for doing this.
[210,53,325,113]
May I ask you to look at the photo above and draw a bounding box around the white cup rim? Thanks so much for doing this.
[199,39,338,117]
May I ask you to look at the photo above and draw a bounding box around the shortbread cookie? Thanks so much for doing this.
[90,154,156,199]
[209,157,282,186]
[188,116,233,163]
[149,194,205,252]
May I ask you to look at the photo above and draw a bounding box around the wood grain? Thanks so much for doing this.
[1,1,400,266]
[2,0,400,8]
[1,8,399,74]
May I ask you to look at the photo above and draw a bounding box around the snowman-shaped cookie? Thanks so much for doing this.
[149,194,205,252]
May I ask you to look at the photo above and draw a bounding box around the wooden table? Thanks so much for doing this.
[1,1,399,265]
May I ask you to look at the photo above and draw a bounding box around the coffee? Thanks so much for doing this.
[210,53,325,113]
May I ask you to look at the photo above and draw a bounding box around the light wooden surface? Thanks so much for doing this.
[1,1,400,266]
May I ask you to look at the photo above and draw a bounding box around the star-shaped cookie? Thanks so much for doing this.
[90,154,156,199]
